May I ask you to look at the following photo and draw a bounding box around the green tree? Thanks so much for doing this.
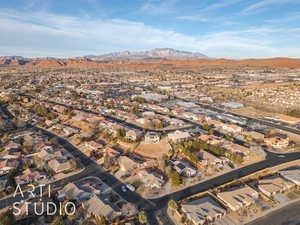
[168,200,178,212]
[132,96,146,103]
[138,211,148,224]
[202,123,211,131]
[116,128,126,139]
[169,170,181,187]
[224,133,232,141]
[229,153,244,165]
[208,128,215,135]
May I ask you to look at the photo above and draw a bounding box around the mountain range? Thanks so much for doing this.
[1,48,300,69]
[86,48,208,60]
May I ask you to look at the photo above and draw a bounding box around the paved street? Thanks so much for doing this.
[247,200,300,225]
[2,98,300,224]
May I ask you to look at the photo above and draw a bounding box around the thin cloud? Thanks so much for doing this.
[266,12,300,23]
[139,0,179,15]
[176,15,208,22]
[201,0,243,12]
[241,0,299,14]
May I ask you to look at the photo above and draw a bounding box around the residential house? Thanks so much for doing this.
[58,182,91,203]
[172,108,185,115]
[222,143,250,160]
[103,146,121,158]
[138,169,164,189]
[168,130,191,143]
[258,175,294,197]
[206,119,224,128]
[221,124,243,134]
[279,168,300,186]
[45,119,55,127]
[169,118,185,126]
[0,159,20,175]
[125,129,143,141]
[62,125,80,137]
[243,131,265,142]
[170,159,197,177]
[199,134,224,146]
[136,118,150,125]
[47,158,73,174]
[53,105,67,114]
[264,133,289,149]
[83,194,122,222]
[142,111,156,118]
[198,150,224,167]
[217,185,259,211]
[144,132,160,144]
[181,195,226,225]
[85,141,104,151]
[15,169,47,185]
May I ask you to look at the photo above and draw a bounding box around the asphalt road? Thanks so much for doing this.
[247,199,300,225]
[3,95,300,224]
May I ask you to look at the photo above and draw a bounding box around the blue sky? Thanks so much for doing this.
[1,0,300,58]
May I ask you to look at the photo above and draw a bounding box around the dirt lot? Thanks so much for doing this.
[134,136,170,159]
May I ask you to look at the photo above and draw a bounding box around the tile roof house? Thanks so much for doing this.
[53,105,68,114]
[198,150,224,166]
[217,185,259,211]
[144,132,160,144]
[83,194,122,222]
[138,169,165,189]
[221,123,243,134]
[243,131,265,141]
[168,130,191,143]
[258,175,294,197]
[170,159,197,177]
[103,146,121,158]
[264,134,289,149]
[125,129,143,141]
[280,168,300,186]
[199,134,224,146]
[47,158,73,174]
[181,195,226,225]
[206,119,224,128]
[222,143,250,160]
[58,182,91,203]
[0,159,20,175]
[85,141,104,151]
[15,169,47,185]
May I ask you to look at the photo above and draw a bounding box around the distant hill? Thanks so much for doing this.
[1,52,300,70]
[0,56,29,66]
[86,48,208,60]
